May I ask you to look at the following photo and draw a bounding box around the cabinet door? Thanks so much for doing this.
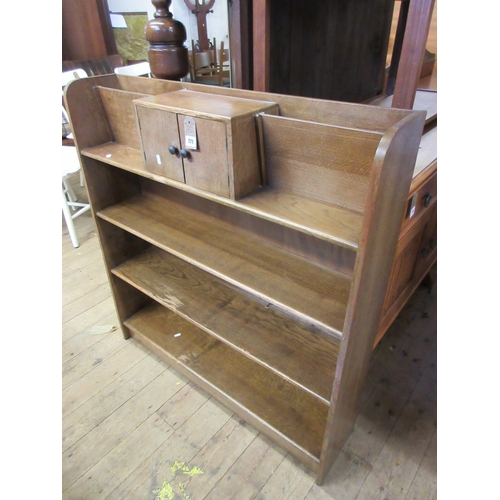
[377,202,437,346]
[413,204,437,279]
[381,225,425,316]
[136,106,185,183]
[178,115,230,197]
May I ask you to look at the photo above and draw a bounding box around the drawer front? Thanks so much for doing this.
[402,172,437,231]
[178,115,230,198]
[136,106,185,183]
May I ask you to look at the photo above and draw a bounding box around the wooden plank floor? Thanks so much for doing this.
[62,174,437,499]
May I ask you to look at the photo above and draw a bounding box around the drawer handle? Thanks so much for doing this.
[422,191,433,207]
[168,146,178,155]
[180,149,190,159]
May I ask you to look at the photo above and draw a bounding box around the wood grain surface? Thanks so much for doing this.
[98,193,352,336]
[112,245,340,401]
[64,74,431,487]
[62,188,436,498]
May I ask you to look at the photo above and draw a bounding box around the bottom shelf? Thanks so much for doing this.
[124,301,330,470]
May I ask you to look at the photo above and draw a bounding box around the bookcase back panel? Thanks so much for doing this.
[115,75,410,133]
[260,114,383,212]
[142,178,357,276]
[96,87,148,150]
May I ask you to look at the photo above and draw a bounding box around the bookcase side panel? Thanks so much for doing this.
[317,111,426,484]
[64,74,120,151]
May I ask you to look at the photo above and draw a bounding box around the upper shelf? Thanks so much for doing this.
[82,143,363,249]
[69,75,429,253]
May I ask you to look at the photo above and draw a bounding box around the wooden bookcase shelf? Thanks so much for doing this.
[97,192,351,336]
[65,74,426,484]
[112,245,340,402]
[82,142,363,249]
[123,301,329,466]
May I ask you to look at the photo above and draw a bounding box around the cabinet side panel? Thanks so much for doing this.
[376,203,436,345]
[81,157,142,213]
[229,114,266,199]
[381,227,424,314]
[268,0,394,102]
[96,220,152,339]
[317,111,426,484]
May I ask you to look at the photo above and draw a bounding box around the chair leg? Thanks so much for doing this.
[62,190,79,248]
[63,178,78,205]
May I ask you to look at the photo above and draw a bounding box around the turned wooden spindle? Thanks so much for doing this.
[145,0,189,80]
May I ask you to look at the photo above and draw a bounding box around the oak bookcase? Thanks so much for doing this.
[65,75,426,484]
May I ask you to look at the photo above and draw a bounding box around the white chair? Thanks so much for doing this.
[62,69,88,142]
[114,61,151,77]
[62,146,91,248]
[62,68,88,87]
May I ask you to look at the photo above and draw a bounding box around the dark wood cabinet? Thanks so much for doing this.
[250,0,395,101]
[267,0,395,102]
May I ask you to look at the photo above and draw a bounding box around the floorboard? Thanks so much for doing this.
[62,172,437,499]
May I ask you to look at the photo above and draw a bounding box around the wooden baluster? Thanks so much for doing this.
[145,0,190,80]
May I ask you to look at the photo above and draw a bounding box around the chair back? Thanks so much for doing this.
[194,51,214,69]
[114,61,151,77]
[62,68,88,87]
[218,41,230,86]
[62,69,89,138]
[189,39,230,86]
[63,55,124,76]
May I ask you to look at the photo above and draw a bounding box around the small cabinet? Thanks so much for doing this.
[134,90,279,199]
